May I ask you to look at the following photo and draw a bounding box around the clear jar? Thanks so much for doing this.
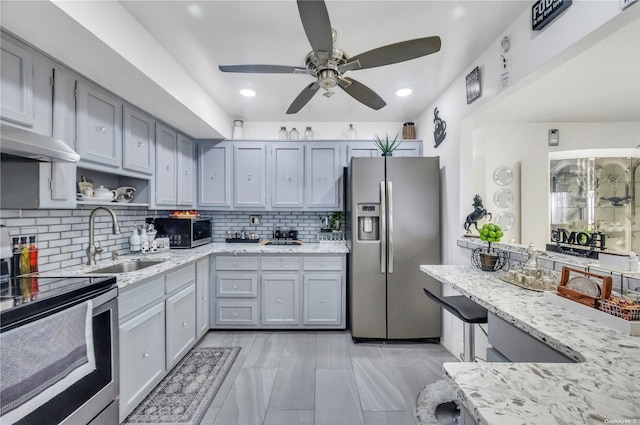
[279,126,288,140]
[289,127,299,140]
[346,123,357,139]
[232,120,244,139]
[304,126,313,140]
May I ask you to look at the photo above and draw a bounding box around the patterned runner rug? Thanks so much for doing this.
[123,346,240,425]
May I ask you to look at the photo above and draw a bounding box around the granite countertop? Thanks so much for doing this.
[420,264,640,425]
[38,242,349,288]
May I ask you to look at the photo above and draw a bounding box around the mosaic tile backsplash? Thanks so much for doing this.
[0,208,337,272]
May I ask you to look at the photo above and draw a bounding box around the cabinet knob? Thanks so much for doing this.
[211,173,216,179]
[286,175,291,181]
[320,299,326,303]
[320,262,326,266]
[203,296,207,301]
[182,321,188,327]
[233,311,239,318]
[320,174,326,180]
[233,283,239,289]
[96,126,106,133]
[247,174,252,181]
[185,170,190,176]
[277,298,284,303]
[278,262,283,267]
[166,165,170,171]
[233,261,238,267]
[137,141,143,147]
[142,351,150,358]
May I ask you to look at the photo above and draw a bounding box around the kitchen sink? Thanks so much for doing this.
[89,260,165,274]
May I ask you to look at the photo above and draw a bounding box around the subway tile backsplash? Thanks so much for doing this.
[0,208,335,271]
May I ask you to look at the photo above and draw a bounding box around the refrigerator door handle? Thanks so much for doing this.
[380,181,386,274]
[388,181,393,274]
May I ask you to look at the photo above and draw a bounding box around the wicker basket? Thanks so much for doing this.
[597,299,640,321]
[402,122,416,140]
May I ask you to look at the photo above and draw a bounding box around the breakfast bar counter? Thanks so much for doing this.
[420,265,640,425]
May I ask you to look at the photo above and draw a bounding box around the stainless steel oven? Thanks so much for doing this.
[0,276,119,425]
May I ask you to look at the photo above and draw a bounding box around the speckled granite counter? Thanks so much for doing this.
[420,265,640,425]
[38,242,348,288]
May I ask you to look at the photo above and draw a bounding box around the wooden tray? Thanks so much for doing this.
[557,266,612,308]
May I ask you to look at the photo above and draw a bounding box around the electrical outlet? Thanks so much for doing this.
[250,215,261,226]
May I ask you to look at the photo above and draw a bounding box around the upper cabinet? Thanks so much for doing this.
[233,143,267,208]
[76,80,123,168]
[306,143,341,210]
[123,105,155,175]
[0,37,34,127]
[155,123,178,206]
[271,143,304,209]
[198,143,232,208]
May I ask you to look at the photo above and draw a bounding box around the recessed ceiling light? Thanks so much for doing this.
[395,88,412,97]
[187,4,202,17]
[240,89,256,97]
[452,6,466,19]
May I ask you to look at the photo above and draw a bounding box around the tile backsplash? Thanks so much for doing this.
[0,208,337,272]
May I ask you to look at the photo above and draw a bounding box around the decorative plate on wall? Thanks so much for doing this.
[495,211,515,230]
[494,189,513,208]
[493,166,513,186]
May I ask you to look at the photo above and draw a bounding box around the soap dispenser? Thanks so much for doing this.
[130,227,141,252]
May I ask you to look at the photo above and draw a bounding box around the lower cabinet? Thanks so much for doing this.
[210,254,345,329]
[119,302,165,421]
[165,284,196,370]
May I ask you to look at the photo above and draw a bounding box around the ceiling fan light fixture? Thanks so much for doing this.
[240,89,256,97]
[395,88,413,97]
[317,69,338,90]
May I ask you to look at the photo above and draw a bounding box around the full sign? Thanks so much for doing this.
[532,0,572,31]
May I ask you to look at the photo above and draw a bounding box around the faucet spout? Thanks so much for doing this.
[87,207,121,266]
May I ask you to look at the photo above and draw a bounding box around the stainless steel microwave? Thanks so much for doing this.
[149,217,212,248]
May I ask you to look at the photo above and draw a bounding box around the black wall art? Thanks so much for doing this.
[433,107,447,148]
[466,66,481,104]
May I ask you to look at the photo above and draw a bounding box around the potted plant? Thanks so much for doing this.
[476,222,504,270]
[374,133,402,156]
[329,211,344,230]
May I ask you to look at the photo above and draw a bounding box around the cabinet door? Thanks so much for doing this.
[166,284,196,370]
[199,143,232,208]
[76,80,123,167]
[177,134,194,206]
[347,143,380,164]
[0,38,33,126]
[119,302,166,421]
[303,273,342,325]
[261,274,300,325]
[155,122,178,206]
[393,141,422,157]
[196,258,210,338]
[234,143,267,208]
[123,105,155,174]
[306,144,341,209]
[271,144,304,208]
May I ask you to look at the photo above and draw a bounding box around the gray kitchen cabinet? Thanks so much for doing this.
[119,301,166,421]
[261,274,300,325]
[271,143,304,208]
[154,122,178,206]
[234,142,267,208]
[123,105,155,175]
[76,80,123,168]
[347,144,380,161]
[165,284,197,370]
[0,36,34,127]
[303,273,343,325]
[198,142,232,208]
[305,143,341,209]
[393,142,422,157]
[213,256,260,326]
[177,133,195,206]
[196,258,210,338]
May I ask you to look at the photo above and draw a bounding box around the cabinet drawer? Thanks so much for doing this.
[303,256,343,271]
[261,256,301,271]
[119,275,165,320]
[216,273,258,298]
[216,256,259,271]
[166,263,196,293]
[215,300,258,326]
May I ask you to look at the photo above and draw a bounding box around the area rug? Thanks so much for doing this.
[123,346,240,425]
[415,379,460,425]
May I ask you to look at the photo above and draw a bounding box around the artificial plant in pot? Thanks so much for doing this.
[374,133,402,156]
[477,222,504,270]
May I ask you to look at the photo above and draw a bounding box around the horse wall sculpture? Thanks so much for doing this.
[464,194,492,232]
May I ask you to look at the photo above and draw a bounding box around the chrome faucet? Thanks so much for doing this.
[87,207,121,266]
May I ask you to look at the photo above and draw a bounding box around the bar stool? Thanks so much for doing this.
[423,288,488,425]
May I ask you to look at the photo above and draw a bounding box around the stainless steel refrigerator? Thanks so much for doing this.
[348,156,442,340]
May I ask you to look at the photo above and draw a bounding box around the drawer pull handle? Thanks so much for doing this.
[277,298,284,303]
[233,283,239,289]
[278,262,283,267]
[320,262,326,266]
[233,261,238,267]
[233,312,239,317]
[182,322,188,327]
[142,351,150,358]
[96,126,106,133]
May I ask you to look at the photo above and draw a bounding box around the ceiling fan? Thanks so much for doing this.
[219,0,441,114]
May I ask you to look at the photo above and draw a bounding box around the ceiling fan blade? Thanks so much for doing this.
[339,36,441,72]
[287,82,321,114]
[338,77,386,110]
[219,65,310,74]
[297,0,333,54]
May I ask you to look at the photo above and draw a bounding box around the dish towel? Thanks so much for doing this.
[0,300,96,424]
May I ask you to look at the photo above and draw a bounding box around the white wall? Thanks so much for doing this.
[415,2,639,356]
[241,121,405,140]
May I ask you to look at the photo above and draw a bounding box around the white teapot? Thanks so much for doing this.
[93,185,117,201]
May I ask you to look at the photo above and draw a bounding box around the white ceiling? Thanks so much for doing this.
[118,0,530,123]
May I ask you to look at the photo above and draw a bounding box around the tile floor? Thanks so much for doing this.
[196,331,457,425]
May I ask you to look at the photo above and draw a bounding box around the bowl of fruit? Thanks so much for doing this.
[471,223,508,271]
[169,210,200,218]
